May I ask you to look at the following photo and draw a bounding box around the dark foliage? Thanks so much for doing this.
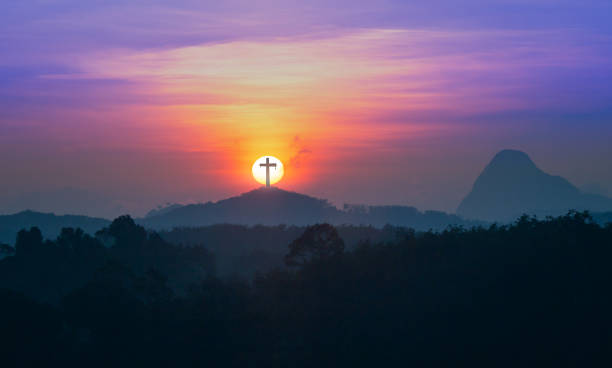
[1,211,611,367]
[285,223,345,266]
[0,216,213,304]
[159,223,406,277]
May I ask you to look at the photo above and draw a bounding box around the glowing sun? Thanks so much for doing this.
[252,156,284,186]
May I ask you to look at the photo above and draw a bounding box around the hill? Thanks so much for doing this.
[141,187,477,230]
[0,189,476,243]
[457,150,612,221]
[141,187,340,228]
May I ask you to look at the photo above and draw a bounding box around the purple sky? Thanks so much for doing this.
[1,0,612,218]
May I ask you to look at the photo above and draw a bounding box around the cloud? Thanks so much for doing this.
[1,0,612,214]
[289,148,313,168]
[288,135,312,168]
[3,0,611,64]
[3,26,610,156]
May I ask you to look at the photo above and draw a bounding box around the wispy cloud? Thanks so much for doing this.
[1,0,612,214]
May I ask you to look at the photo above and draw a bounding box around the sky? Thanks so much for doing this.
[1,0,612,218]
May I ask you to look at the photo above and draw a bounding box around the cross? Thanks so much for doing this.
[260,157,277,188]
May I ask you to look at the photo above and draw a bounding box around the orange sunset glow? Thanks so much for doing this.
[3,2,612,364]
[1,2,611,217]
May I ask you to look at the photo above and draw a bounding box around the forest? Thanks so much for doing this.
[1,212,611,366]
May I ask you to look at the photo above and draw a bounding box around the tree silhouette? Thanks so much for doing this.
[1,212,612,367]
[284,223,344,267]
[15,227,44,257]
[97,215,147,249]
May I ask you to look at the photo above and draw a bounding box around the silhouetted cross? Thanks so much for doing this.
[260,157,277,188]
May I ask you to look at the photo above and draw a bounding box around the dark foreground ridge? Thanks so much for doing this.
[458,149,612,221]
[1,211,612,366]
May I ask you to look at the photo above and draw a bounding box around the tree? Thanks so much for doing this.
[284,224,344,267]
[15,227,44,257]
[96,215,147,249]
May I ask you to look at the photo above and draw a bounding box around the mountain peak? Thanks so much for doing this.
[457,150,612,221]
[491,149,534,164]
[222,187,333,207]
[141,187,339,228]
[485,149,538,174]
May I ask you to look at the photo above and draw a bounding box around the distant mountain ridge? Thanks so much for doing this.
[0,211,110,245]
[0,189,475,244]
[457,150,612,221]
[140,187,478,230]
[2,173,611,245]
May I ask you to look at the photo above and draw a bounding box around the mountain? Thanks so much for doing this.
[141,187,478,230]
[457,150,612,221]
[0,211,110,245]
[141,187,342,229]
[0,189,478,241]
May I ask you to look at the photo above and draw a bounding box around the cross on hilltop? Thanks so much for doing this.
[260,157,277,188]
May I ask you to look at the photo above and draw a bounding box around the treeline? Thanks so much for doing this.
[0,216,213,304]
[159,224,408,277]
[1,212,612,366]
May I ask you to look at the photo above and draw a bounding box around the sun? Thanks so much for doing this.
[252,156,284,186]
